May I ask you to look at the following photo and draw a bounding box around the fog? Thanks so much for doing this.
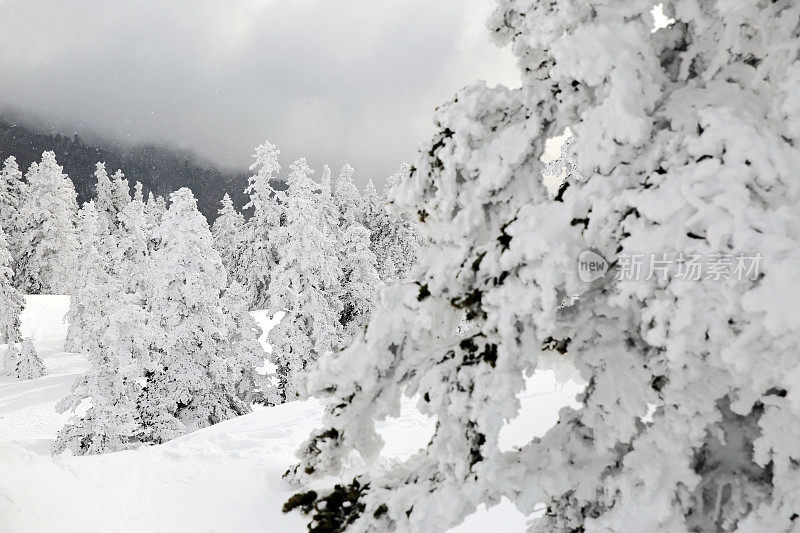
[0,0,519,186]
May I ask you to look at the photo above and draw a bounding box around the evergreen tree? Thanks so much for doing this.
[139,188,249,444]
[0,157,25,268]
[237,141,284,309]
[211,193,245,281]
[286,3,800,531]
[145,191,166,229]
[1,225,43,381]
[334,164,361,227]
[0,226,25,348]
[64,202,110,354]
[93,162,116,229]
[220,281,267,405]
[133,181,144,204]
[114,198,151,293]
[360,179,380,229]
[54,285,150,455]
[333,164,378,340]
[111,169,131,215]
[378,163,423,282]
[338,223,379,340]
[3,338,44,380]
[267,158,342,402]
[14,151,79,294]
[56,198,156,455]
[318,165,340,238]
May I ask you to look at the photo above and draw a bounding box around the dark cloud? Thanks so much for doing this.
[0,0,517,187]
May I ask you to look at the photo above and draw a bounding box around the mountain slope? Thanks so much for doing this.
[0,296,582,532]
[0,119,285,220]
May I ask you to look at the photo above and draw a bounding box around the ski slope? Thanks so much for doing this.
[0,296,583,532]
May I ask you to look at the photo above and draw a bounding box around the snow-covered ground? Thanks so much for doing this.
[0,296,583,533]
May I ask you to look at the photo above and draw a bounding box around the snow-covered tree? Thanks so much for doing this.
[145,192,167,231]
[220,281,267,405]
[285,3,800,531]
[0,227,23,346]
[133,181,144,204]
[54,285,151,455]
[334,164,361,227]
[56,198,155,455]
[111,169,131,215]
[381,163,423,281]
[1,226,43,381]
[338,223,379,340]
[115,198,151,292]
[318,165,341,240]
[64,202,111,354]
[93,162,117,229]
[0,157,25,265]
[267,158,342,403]
[55,206,155,456]
[139,188,250,444]
[14,151,78,294]
[3,339,44,380]
[237,141,284,308]
[332,164,379,339]
[212,193,245,280]
[357,169,421,284]
[360,179,380,229]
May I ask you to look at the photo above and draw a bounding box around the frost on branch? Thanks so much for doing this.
[285,1,800,531]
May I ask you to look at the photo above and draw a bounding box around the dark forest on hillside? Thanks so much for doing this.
[0,119,285,220]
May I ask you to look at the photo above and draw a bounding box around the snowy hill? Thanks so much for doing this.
[0,296,583,532]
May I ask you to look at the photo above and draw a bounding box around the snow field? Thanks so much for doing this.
[0,296,582,532]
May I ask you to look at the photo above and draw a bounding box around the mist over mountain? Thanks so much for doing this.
[0,117,283,220]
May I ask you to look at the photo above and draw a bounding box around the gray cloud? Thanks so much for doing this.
[0,0,518,187]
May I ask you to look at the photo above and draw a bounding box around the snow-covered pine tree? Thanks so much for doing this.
[318,165,341,241]
[64,202,111,354]
[220,281,268,405]
[212,193,245,281]
[115,197,151,293]
[133,181,144,204]
[0,226,23,345]
[285,2,800,531]
[93,162,117,229]
[267,158,342,403]
[1,225,44,380]
[3,339,44,380]
[55,199,156,455]
[334,164,361,227]
[14,151,79,294]
[381,163,423,281]
[145,192,167,231]
[237,141,284,309]
[140,188,250,444]
[54,277,151,455]
[338,222,379,341]
[111,169,131,216]
[332,163,379,340]
[359,170,421,283]
[52,343,142,455]
[360,178,380,230]
[0,157,25,265]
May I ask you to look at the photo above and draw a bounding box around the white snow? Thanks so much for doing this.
[0,295,583,532]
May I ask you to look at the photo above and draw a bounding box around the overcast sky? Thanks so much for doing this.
[0,0,519,187]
